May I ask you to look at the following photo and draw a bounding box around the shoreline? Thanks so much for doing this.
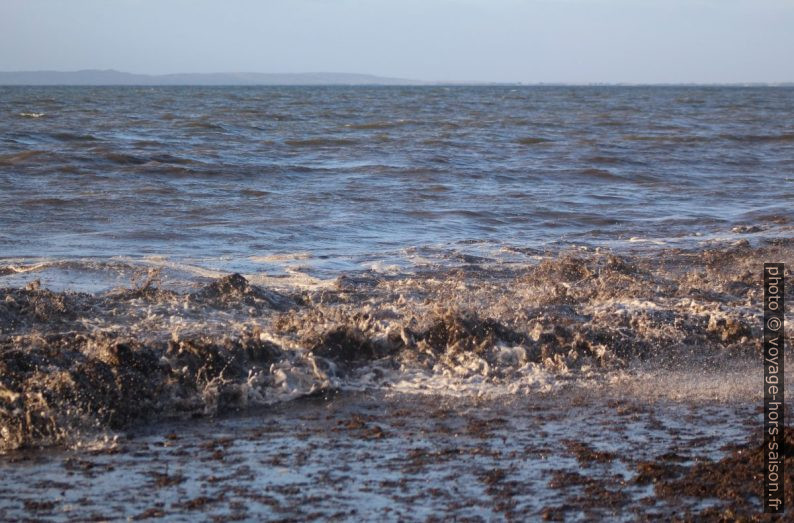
[0,390,774,520]
[1,241,791,451]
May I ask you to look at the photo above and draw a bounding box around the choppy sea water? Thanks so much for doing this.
[1,86,792,285]
[0,86,792,519]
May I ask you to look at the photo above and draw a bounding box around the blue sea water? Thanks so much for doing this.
[0,85,792,284]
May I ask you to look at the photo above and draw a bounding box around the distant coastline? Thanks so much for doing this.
[0,69,423,86]
[0,69,791,86]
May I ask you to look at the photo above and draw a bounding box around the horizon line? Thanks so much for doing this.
[0,69,792,87]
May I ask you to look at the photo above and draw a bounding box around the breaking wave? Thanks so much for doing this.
[1,240,791,451]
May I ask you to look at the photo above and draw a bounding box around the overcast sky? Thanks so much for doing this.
[1,0,792,83]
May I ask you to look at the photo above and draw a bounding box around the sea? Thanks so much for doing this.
[0,85,792,520]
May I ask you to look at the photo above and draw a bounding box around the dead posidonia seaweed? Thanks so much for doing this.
[0,243,791,450]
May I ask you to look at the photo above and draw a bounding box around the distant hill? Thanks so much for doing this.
[0,69,422,86]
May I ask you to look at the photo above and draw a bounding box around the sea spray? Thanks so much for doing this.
[1,241,790,450]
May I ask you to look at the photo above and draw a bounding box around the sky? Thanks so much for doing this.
[1,0,793,84]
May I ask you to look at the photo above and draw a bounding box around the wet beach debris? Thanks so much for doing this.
[0,243,791,450]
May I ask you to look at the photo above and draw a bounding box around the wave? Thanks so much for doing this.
[0,150,48,165]
[49,132,98,142]
[721,132,794,144]
[285,137,359,147]
[239,188,271,197]
[0,241,790,451]
[621,134,710,144]
[516,137,552,145]
[147,153,198,165]
[620,132,794,145]
[102,152,148,165]
[179,120,226,131]
[575,168,623,181]
[343,120,414,130]
[19,197,78,207]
